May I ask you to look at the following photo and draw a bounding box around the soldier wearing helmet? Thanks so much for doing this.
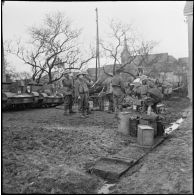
[112,68,126,118]
[101,73,114,113]
[74,71,92,118]
[146,81,163,112]
[62,70,75,115]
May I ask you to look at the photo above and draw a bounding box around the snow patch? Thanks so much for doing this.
[98,183,116,194]
[165,118,184,134]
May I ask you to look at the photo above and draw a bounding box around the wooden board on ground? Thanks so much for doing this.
[89,136,167,181]
[89,156,135,181]
[111,145,148,161]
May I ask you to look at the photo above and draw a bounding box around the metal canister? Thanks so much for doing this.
[129,116,139,137]
[137,125,154,147]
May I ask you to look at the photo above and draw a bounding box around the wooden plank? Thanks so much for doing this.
[89,135,169,181]
[90,157,135,181]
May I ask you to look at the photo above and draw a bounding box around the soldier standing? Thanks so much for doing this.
[62,71,75,115]
[112,69,126,118]
[75,71,91,118]
[101,75,114,113]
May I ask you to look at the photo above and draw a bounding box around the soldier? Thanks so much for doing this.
[62,71,75,115]
[112,69,126,118]
[101,75,114,113]
[75,71,91,118]
[146,82,163,112]
[82,72,94,114]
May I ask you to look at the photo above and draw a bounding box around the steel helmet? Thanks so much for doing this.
[76,71,88,77]
[63,70,71,76]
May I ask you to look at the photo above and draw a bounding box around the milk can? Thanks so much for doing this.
[118,112,131,135]
[129,116,139,137]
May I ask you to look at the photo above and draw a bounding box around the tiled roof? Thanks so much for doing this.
[184,1,193,15]
[178,57,188,65]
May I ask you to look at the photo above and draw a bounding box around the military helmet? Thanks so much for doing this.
[63,70,71,76]
[76,71,88,77]
[81,71,88,75]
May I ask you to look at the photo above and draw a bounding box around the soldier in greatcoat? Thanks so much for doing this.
[62,71,75,115]
[74,71,92,118]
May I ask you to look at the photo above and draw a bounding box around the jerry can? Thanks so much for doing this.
[137,125,154,147]
[118,112,131,135]
[129,116,139,137]
[73,103,79,112]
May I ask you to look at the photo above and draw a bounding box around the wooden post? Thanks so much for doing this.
[95,8,100,80]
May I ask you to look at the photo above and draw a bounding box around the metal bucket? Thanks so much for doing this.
[157,121,165,136]
[118,112,131,135]
[129,117,139,137]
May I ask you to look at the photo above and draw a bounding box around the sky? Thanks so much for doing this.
[3,1,188,73]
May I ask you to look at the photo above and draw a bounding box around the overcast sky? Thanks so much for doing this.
[3,1,188,73]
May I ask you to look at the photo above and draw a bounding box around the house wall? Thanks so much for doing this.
[187,15,193,101]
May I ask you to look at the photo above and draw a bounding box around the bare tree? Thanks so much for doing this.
[7,12,95,84]
[100,20,159,79]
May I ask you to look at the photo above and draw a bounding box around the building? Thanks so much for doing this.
[87,36,186,86]
[184,1,193,101]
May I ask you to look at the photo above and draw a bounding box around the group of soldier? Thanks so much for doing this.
[61,68,163,118]
[62,71,92,118]
[61,68,126,118]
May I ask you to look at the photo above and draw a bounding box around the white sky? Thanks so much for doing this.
[3,1,188,73]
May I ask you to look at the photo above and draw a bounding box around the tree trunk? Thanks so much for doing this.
[48,70,52,84]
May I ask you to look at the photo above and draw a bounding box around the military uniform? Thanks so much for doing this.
[112,73,125,116]
[103,77,114,112]
[75,75,91,117]
[62,76,74,115]
[146,86,163,111]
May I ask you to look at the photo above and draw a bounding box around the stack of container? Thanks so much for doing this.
[117,111,165,148]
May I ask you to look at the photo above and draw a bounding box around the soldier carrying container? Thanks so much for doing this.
[112,69,126,118]
[62,71,75,116]
[101,74,114,113]
[75,71,92,118]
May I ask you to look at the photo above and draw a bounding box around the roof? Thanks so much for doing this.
[178,57,188,64]
[184,1,193,16]
[131,53,169,66]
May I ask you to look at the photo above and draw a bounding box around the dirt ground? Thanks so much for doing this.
[111,105,193,194]
[2,96,192,194]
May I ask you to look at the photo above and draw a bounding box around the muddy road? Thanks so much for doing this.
[2,97,192,193]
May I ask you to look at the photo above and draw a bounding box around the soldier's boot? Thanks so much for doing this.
[69,109,76,114]
[114,110,119,119]
[108,105,114,113]
[86,108,92,115]
[80,109,86,118]
[80,113,86,118]
[85,110,89,118]
[64,109,70,116]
